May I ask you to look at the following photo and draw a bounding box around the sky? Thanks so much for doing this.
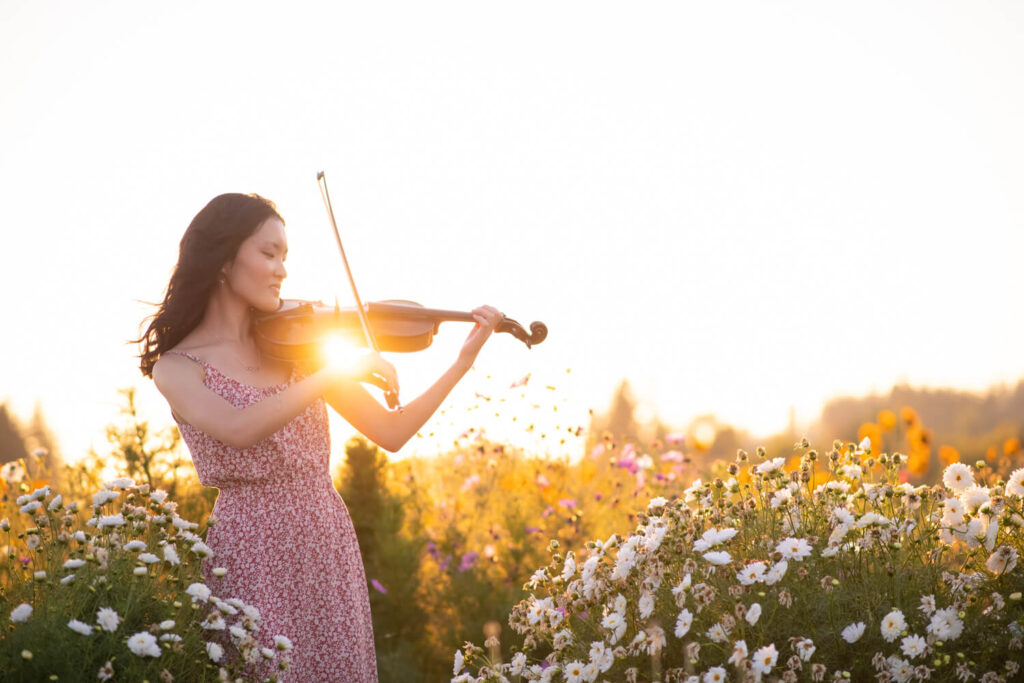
[1,1,1022,465]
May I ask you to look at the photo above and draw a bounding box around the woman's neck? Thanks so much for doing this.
[197,288,254,345]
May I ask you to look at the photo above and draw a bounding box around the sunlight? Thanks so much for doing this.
[321,332,364,375]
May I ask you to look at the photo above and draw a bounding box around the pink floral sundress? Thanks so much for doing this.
[165,350,378,682]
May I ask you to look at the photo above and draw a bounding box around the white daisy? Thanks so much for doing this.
[751,643,778,674]
[1007,467,1024,497]
[185,583,211,603]
[703,666,727,683]
[96,607,120,632]
[67,619,92,636]
[881,609,907,642]
[206,641,224,663]
[10,603,33,623]
[841,622,865,643]
[702,550,732,565]
[728,639,748,667]
[775,537,812,561]
[674,608,693,637]
[126,631,161,657]
[900,634,927,659]
[745,602,762,625]
[737,562,767,586]
[942,463,974,492]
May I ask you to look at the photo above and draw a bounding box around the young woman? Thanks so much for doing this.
[138,192,501,681]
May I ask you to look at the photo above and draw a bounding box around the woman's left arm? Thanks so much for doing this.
[324,305,502,452]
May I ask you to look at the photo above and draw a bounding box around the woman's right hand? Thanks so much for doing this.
[324,349,399,397]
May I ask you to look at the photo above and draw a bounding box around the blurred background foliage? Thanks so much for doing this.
[2,378,1023,681]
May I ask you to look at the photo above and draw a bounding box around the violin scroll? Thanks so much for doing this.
[498,317,547,348]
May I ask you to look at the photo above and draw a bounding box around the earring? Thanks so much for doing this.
[219,276,226,284]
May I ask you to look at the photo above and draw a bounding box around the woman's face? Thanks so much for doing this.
[222,217,287,312]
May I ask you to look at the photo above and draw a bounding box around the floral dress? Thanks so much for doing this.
[165,350,378,682]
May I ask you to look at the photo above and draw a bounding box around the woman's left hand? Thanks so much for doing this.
[457,305,503,367]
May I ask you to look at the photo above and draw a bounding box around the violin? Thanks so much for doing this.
[254,298,547,359]
[252,172,547,409]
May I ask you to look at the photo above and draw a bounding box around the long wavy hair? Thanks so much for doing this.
[136,193,284,377]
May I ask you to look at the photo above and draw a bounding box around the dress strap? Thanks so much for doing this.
[163,349,205,364]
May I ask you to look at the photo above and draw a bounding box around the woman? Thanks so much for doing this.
[138,192,501,681]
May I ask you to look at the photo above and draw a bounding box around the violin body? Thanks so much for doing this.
[254,298,547,364]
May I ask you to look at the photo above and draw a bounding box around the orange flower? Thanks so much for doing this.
[858,423,883,453]
[878,410,897,431]
[907,450,929,476]
[1004,438,1021,456]
[900,407,919,427]
[938,445,959,467]
[986,446,998,463]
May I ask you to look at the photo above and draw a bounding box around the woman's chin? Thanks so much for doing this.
[251,297,282,314]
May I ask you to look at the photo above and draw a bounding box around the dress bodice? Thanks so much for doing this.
[164,351,331,489]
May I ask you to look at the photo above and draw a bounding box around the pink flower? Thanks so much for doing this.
[459,552,478,572]
[558,498,577,509]
[370,579,387,594]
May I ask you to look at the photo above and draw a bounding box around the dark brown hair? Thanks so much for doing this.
[136,193,283,377]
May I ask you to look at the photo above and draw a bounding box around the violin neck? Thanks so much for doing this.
[365,301,476,324]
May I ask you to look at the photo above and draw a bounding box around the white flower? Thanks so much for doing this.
[1007,467,1024,497]
[159,620,175,630]
[104,477,136,489]
[959,485,990,511]
[92,489,120,507]
[693,527,738,552]
[764,560,788,585]
[33,571,46,580]
[185,583,211,603]
[728,639,748,667]
[274,634,293,651]
[96,607,120,632]
[858,436,871,451]
[139,553,159,564]
[213,566,228,577]
[794,638,815,661]
[61,574,76,584]
[770,488,792,508]
[150,489,169,504]
[133,567,148,576]
[30,485,50,500]
[124,540,147,552]
[755,458,785,475]
[97,514,125,528]
[674,608,693,637]
[706,623,729,643]
[841,465,863,480]
[190,541,213,557]
[67,619,92,636]
[172,515,198,530]
[73,530,87,542]
[126,631,161,657]
[163,545,180,565]
[775,537,812,561]
[986,546,1018,575]
[648,496,668,510]
[10,603,33,623]
[200,612,226,630]
[751,643,778,675]
[927,607,964,641]
[745,602,762,625]
[0,518,9,531]
[159,633,182,643]
[737,562,767,585]
[942,463,974,492]
[856,511,892,528]
[19,501,41,515]
[841,622,865,643]
[563,660,585,683]
[703,666,727,683]
[900,634,927,659]
[881,609,907,642]
[203,641,222,663]
[638,591,655,619]
[702,551,732,565]
[63,559,86,570]
[510,651,527,675]
[47,495,63,511]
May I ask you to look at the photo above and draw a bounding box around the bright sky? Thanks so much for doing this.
[1,1,1022,465]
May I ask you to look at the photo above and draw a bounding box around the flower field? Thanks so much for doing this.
[2,393,1023,681]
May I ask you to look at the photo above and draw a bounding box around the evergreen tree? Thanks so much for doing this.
[0,403,29,466]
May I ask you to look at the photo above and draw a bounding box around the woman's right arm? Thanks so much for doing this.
[152,354,338,450]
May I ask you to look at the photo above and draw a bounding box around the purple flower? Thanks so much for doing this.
[595,492,603,501]
[557,498,577,509]
[459,552,478,572]
[541,506,554,518]
[525,525,541,534]
[439,555,451,571]
[370,579,388,594]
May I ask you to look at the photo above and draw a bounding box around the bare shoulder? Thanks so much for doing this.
[152,347,205,393]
